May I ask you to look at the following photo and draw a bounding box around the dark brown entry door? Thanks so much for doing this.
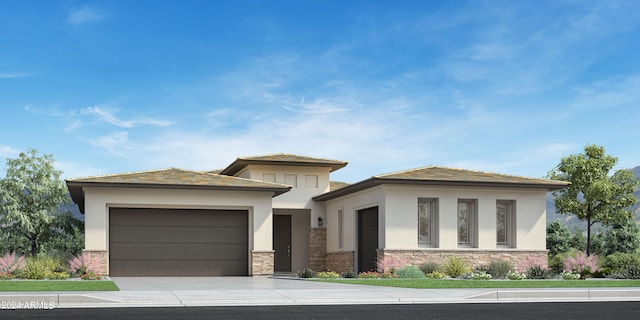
[273,215,292,272]
[358,206,379,273]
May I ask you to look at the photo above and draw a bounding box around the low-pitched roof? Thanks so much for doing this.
[66,168,291,213]
[313,166,570,201]
[220,153,348,176]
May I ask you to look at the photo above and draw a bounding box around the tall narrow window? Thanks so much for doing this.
[497,200,516,247]
[338,208,344,250]
[418,198,438,247]
[458,199,477,247]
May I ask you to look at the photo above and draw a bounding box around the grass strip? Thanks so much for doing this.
[0,280,119,291]
[317,279,640,289]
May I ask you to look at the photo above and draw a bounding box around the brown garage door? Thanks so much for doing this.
[109,208,248,276]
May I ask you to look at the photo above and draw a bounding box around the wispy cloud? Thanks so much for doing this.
[0,144,20,158]
[81,106,173,128]
[89,131,131,155]
[0,72,30,79]
[66,6,105,25]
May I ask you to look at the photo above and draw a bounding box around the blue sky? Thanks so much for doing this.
[1,0,639,183]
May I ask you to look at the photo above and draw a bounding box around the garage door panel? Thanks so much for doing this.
[109,208,249,276]
[110,225,247,244]
[110,243,248,260]
[110,259,248,277]
[110,208,246,227]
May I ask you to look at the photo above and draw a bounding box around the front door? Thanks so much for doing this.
[358,206,379,273]
[273,215,292,272]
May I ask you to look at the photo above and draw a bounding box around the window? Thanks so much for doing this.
[497,200,516,247]
[263,173,276,183]
[338,208,344,250]
[458,199,477,247]
[418,198,438,247]
[305,175,318,188]
[284,174,297,187]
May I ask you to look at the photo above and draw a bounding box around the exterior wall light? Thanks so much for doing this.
[318,217,323,227]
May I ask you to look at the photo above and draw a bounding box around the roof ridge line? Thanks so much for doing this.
[66,168,179,181]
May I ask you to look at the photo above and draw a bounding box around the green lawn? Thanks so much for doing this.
[318,278,640,289]
[0,280,119,291]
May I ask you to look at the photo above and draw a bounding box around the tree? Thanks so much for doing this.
[549,144,638,255]
[547,220,572,256]
[0,149,75,257]
[594,219,640,256]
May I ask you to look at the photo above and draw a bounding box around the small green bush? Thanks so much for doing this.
[486,260,514,279]
[507,271,526,280]
[562,271,581,280]
[317,271,340,279]
[425,271,446,279]
[525,265,548,279]
[341,270,356,278]
[296,268,317,278]
[396,266,426,279]
[442,257,471,278]
[18,258,51,279]
[602,253,640,277]
[49,271,70,280]
[467,271,492,280]
[419,262,440,275]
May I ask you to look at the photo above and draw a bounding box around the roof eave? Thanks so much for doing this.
[220,159,348,176]
[313,178,570,201]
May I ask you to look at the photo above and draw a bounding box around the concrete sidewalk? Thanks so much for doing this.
[2,277,640,308]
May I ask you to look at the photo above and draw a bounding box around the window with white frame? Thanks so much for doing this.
[338,208,344,250]
[418,198,438,247]
[458,199,478,247]
[284,174,297,187]
[496,200,516,248]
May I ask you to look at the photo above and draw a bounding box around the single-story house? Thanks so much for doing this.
[66,154,569,276]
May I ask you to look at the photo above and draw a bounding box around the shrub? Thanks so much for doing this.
[49,271,70,280]
[564,252,599,279]
[68,252,101,276]
[507,271,526,280]
[562,271,581,280]
[341,270,356,278]
[525,265,548,279]
[80,270,102,280]
[442,257,471,278]
[317,271,340,279]
[603,253,640,279]
[517,256,547,273]
[296,268,317,278]
[425,271,446,279]
[466,271,492,280]
[18,257,51,279]
[376,255,405,273]
[419,262,441,275]
[0,252,26,274]
[396,266,426,279]
[357,271,381,279]
[486,260,514,279]
[549,251,572,275]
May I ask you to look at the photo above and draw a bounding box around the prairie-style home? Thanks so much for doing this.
[66,154,569,276]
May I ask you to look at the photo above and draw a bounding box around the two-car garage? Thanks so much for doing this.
[109,208,249,276]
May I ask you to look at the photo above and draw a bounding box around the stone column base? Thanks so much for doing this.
[82,250,109,275]
[251,250,275,276]
[309,228,327,271]
[326,251,354,274]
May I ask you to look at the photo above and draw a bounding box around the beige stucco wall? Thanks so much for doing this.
[235,164,331,228]
[382,185,547,250]
[323,184,547,254]
[82,187,276,258]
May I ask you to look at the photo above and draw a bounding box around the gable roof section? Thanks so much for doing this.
[66,168,292,213]
[220,153,348,176]
[313,166,570,201]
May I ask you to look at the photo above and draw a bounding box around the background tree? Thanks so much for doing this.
[0,149,78,257]
[549,144,638,255]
